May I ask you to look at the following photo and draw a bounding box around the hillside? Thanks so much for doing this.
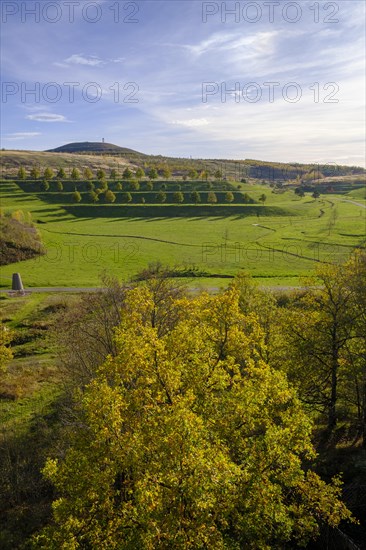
[47,141,144,156]
[1,147,364,182]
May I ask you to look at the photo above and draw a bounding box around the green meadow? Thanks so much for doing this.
[1,179,365,288]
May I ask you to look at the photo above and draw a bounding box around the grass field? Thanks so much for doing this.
[1,178,365,288]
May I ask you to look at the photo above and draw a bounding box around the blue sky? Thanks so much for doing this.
[1,0,365,165]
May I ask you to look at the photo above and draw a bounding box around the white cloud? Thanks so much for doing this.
[4,132,41,140]
[64,53,104,66]
[26,113,67,122]
[172,118,210,128]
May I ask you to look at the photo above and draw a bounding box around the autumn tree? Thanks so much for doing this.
[34,287,351,549]
[279,263,358,434]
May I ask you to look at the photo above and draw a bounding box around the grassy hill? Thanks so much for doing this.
[1,147,364,183]
[47,141,145,156]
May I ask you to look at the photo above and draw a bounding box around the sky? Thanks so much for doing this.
[1,0,365,166]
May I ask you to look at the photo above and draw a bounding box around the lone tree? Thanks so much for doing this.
[148,167,158,180]
[121,192,132,203]
[104,190,116,203]
[56,180,64,191]
[225,191,234,203]
[17,166,26,179]
[84,168,94,180]
[71,168,80,180]
[34,286,352,549]
[44,167,54,179]
[135,167,145,180]
[259,193,267,204]
[122,168,133,180]
[97,169,106,181]
[188,168,198,180]
[72,190,82,203]
[89,190,99,203]
[57,167,66,179]
[207,191,218,204]
[30,166,40,179]
[173,191,184,203]
[190,190,201,204]
[40,180,50,191]
[156,190,166,203]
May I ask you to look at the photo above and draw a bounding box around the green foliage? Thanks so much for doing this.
[190,190,201,204]
[188,168,198,179]
[44,167,54,180]
[172,191,184,203]
[115,181,123,191]
[0,215,45,265]
[129,180,140,191]
[104,190,116,203]
[72,191,82,203]
[86,181,95,191]
[207,191,218,204]
[259,193,267,204]
[122,167,133,180]
[34,287,352,549]
[0,325,13,371]
[71,168,80,181]
[97,169,106,181]
[30,167,40,179]
[148,167,158,180]
[84,168,94,180]
[156,190,166,203]
[57,167,66,179]
[110,168,118,180]
[225,191,234,203]
[56,180,63,191]
[89,191,99,203]
[121,192,132,203]
[40,180,50,192]
[135,167,145,180]
[17,166,26,179]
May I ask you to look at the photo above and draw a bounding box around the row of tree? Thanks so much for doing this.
[69,190,263,205]
[17,166,223,182]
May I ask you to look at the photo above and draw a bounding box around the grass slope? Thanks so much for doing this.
[1,178,365,288]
